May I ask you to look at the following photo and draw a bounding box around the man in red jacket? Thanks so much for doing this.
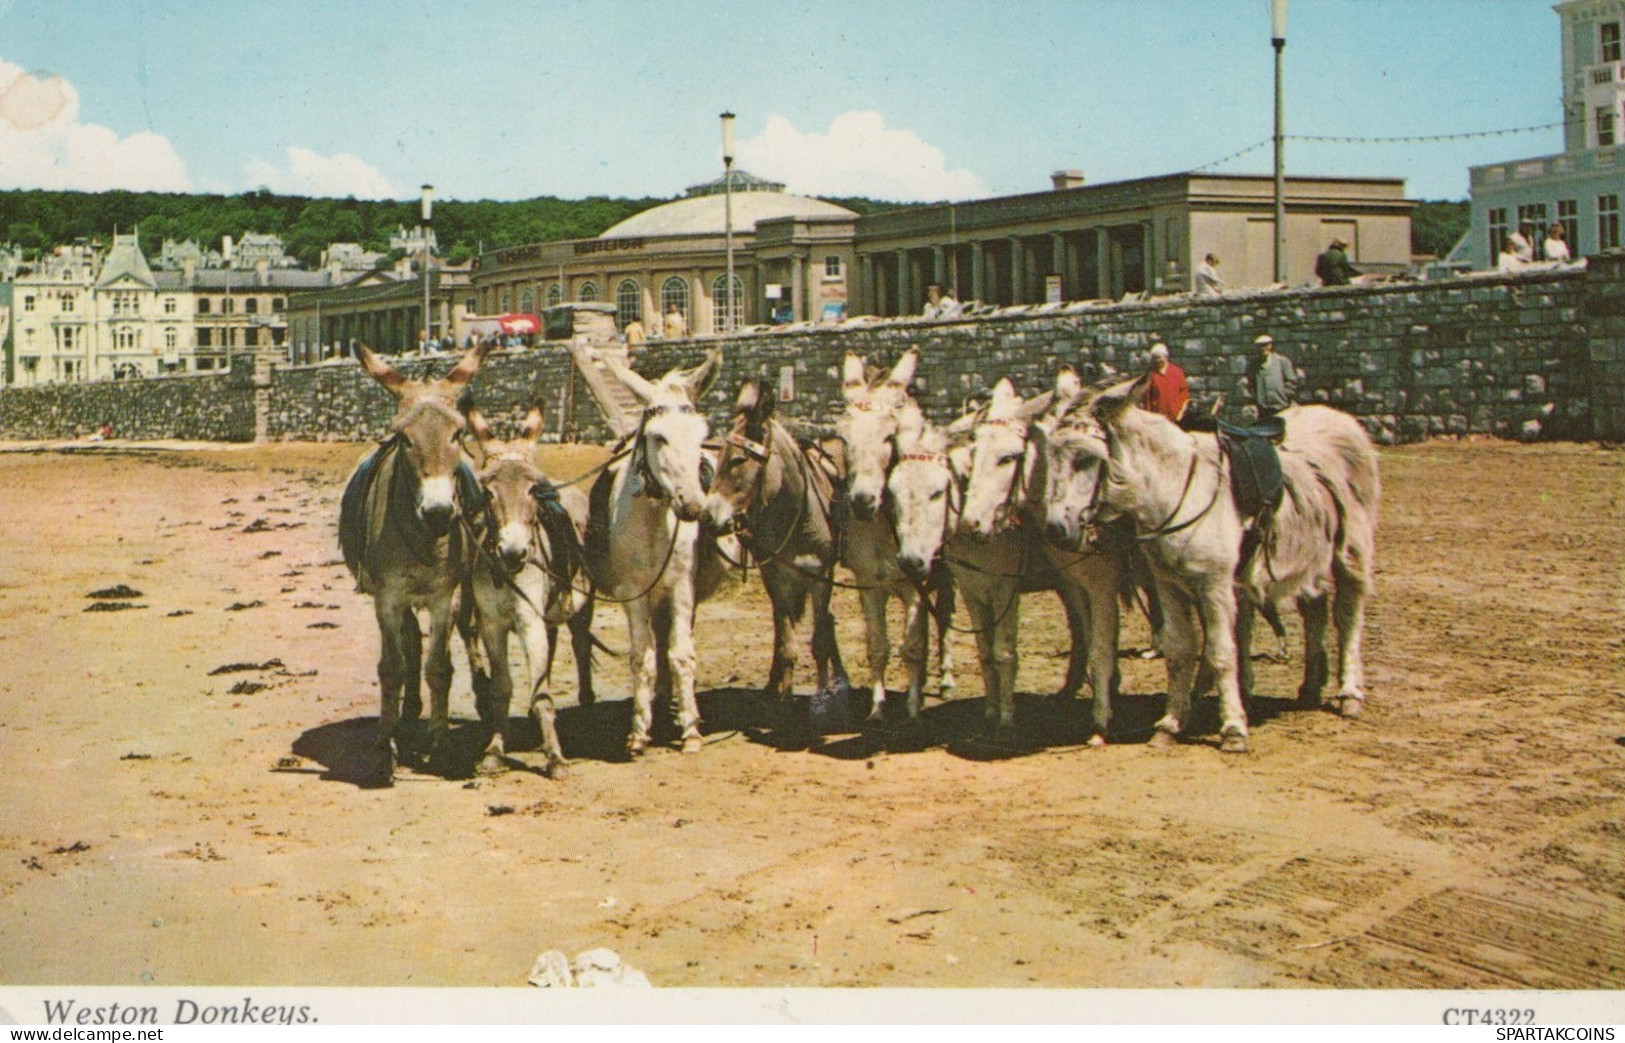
[1143,342,1189,424]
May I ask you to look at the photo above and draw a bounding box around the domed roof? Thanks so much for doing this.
[600,169,857,239]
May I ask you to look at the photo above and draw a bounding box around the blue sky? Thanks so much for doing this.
[0,0,1563,205]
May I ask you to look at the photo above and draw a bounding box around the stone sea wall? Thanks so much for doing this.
[4,252,1622,444]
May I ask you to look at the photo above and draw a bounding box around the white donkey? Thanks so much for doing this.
[835,349,955,725]
[953,375,1123,743]
[588,352,736,755]
[464,404,593,780]
[896,379,1093,740]
[1056,376,1380,752]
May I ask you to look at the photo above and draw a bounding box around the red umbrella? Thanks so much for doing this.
[498,313,541,335]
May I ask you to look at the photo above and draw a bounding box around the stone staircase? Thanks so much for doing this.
[567,340,644,440]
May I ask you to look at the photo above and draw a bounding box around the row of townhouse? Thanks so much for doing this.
[4,234,336,387]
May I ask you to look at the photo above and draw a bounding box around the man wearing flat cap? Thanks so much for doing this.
[1250,334,1299,415]
[1314,237,1361,286]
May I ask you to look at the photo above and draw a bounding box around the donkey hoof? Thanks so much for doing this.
[938,674,957,695]
[1147,729,1179,750]
[1337,694,1365,719]
[1220,729,1250,754]
[626,737,648,759]
[365,747,397,787]
[1086,733,1108,749]
[544,758,569,780]
[680,735,704,755]
[476,753,506,777]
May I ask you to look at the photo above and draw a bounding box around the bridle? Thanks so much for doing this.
[977,416,1033,535]
[630,402,714,503]
[1125,431,1225,543]
[712,421,822,571]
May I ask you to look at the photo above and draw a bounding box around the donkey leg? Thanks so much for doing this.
[668,583,703,754]
[1151,589,1200,747]
[1085,574,1120,745]
[570,597,597,706]
[1054,580,1090,699]
[964,592,1002,733]
[859,586,892,722]
[1332,577,1371,717]
[992,587,1021,737]
[1260,600,1291,662]
[932,569,957,694]
[1297,594,1331,708]
[423,600,457,768]
[1198,583,1248,752]
[898,587,931,723]
[475,616,515,776]
[765,564,808,698]
[370,596,413,785]
[624,600,658,757]
[810,572,846,693]
[397,607,425,761]
[518,607,566,779]
[1235,597,1258,699]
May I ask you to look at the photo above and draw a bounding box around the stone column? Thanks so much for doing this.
[791,253,806,322]
[1096,231,1113,299]
[859,254,873,317]
[1010,237,1024,304]
[970,242,985,304]
[895,248,910,317]
[932,245,946,289]
[1050,233,1066,301]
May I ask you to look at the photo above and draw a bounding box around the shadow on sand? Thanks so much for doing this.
[289,683,1319,787]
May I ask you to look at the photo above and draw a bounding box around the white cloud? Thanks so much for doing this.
[736,111,988,202]
[244,146,399,200]
[0,60,192,192]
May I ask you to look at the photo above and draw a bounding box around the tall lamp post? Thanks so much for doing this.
[720,111,736,333]
[1272,0,1288,284]
[223,234,234,371]
[421,184,434,351]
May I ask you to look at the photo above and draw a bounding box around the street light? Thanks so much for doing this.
[1272,0,1288,284]
[721,111,736,333]
[421,184,434,352]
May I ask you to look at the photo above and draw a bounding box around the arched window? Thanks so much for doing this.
[520,287,535,314]
[577,281,599,302]
[615,279,641,330]
[711,274,744,332]
[546,283,562,308]
[659,277,690,333]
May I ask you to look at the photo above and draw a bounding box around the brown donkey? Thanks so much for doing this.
[339,340,489,786]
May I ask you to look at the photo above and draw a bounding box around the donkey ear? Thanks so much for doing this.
[1054,365,1082,399]
[733,379,762,416]
[841,353,867,398]
[521,405,545,443]
[605,356,660,404]
[1092,373,1152,423]
[465,404,494,446]
[682,350,722,404]
[355,343,407,396]
[884,348,919,392]
[1017,389,1055,424]
[444,339,492,388]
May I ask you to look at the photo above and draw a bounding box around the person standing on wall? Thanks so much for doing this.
[1249,334,1299,416]
[1142,342,1190,424]
[663,302,687,339]
[1543,223,1572,263]
[1194,253,1225,297]
[1509,220,1536,264]
[1314,238,1361,286]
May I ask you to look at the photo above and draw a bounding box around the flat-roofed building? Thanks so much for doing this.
[1459,0,1625,268]
[473,168,1413,331]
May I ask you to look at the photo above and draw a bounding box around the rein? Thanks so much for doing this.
[1133,437,1224,543]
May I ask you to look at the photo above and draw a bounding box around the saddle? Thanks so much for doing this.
[338,438,480,594]
[1216,417,1285,527]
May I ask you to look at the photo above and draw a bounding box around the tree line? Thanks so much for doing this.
[0,187,1468,268]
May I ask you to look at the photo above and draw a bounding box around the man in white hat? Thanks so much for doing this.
[1250,334,1299,415]
[1142,341,1189,423]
